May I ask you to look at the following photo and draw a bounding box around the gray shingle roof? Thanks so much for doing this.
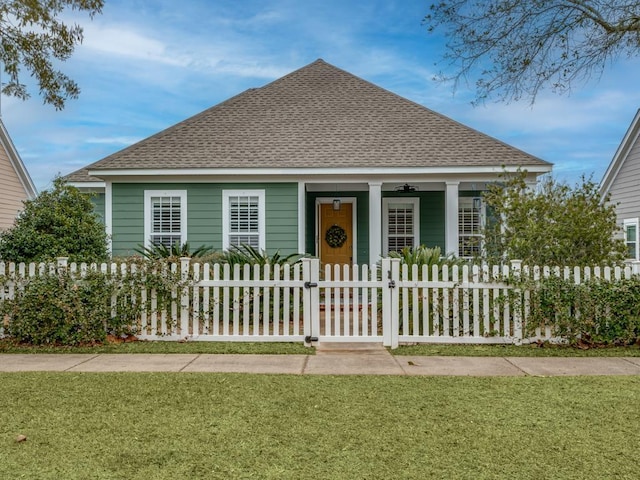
[66,59,550,182]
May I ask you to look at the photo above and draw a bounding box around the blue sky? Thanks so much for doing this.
[4,0,640,191]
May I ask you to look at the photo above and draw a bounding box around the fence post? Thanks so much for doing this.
[56,257,68,275]
[510,259,523,344]
[302,258,320,346]
[382,258,400,348]
[632,261,640,276]
[180,257,191,338]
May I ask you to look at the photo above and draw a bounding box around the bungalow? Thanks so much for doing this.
[600,108,640,260]
[0,119,36,231]
[67,59,552,264]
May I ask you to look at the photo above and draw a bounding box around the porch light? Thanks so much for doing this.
[332,199,341,211]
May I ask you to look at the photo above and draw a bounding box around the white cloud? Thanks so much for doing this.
[85,136,142,146]
[79,24,188,66]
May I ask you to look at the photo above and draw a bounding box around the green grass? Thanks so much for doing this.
[0,339,311,355]
[1,373,639,479]
[393,343,640,357]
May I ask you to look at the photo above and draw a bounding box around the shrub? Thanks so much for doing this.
[0,177,108,263]
[387,245,468,276]
[482,171,627,266]
[134,242,216,261]
[217,244,306,267]
[2,270,112,345]
[525,275,640,346]
[0,258,188,345]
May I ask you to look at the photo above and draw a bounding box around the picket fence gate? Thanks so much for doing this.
[2,257,640,347]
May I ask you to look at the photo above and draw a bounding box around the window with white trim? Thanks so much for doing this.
[624,218,639,260]
[459,196,483,257]
[144,190,187,248]
[383,198,419,254]
[222,190,266,250]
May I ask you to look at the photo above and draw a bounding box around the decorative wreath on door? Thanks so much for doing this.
[325,224,347,248]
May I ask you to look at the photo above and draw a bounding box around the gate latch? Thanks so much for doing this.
[304,282,318,289]
[388,280,396,289]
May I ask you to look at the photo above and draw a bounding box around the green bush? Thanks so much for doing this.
[134,242,216,261]
[217,244,306,267]
[0,178,108,263]
[2,271,112,345]
[482,171,627,266]
[0,258,188,345]
[526,275,640,345]
[387,245,468,276]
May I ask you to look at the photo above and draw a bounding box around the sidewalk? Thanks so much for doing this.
[1,345,640,376]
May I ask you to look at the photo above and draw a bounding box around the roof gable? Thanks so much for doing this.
[67,59,550,180]
[0,120,36,197]
[600,108,640,198]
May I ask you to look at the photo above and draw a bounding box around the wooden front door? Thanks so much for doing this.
[319,202,353,265]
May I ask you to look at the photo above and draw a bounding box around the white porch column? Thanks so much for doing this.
[368,182,383,266]
[297,181,306,254]
[105,180,113,255]
[445,181,459,256]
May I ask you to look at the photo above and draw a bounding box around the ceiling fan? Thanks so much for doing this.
[394,183,417,193]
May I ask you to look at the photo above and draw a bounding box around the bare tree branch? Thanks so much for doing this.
[424,1,640,104]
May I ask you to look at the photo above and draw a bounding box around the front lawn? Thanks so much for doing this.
[2,373,639,479]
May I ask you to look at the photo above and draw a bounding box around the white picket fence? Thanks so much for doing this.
[2,257,640,346]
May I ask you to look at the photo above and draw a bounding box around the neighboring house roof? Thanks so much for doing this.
[67,59,550,182]
[600,108,640,198]
[0,119,36,198]
[0,119,36,230]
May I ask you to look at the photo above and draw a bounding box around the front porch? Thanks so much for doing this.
[301,178,497,265]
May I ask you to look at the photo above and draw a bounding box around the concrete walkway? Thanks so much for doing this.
[1,344,640,376]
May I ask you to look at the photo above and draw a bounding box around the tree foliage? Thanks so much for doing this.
[0,177,108,263]
[424,1,640,103]
[481,171,627,266]
[0,0,104,109]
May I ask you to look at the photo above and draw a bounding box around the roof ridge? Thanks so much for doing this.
[68,58,551,178]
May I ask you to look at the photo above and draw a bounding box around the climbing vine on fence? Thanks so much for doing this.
[0,258,190,345]
[515,274,640,346]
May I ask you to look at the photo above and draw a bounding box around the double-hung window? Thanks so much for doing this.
[459,197,483,258]
[624,218,639,260]
[383,198,419,254]
[222,190,265,250]
[144,190,187,248]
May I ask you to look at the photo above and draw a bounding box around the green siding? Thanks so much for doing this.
[419,192,445,251]
[109,183,480,259]
[89,193,105,224]
[110,183,298,257]
[265,183,299,254]
[111,184,144,256]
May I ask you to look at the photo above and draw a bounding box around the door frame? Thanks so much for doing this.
[315,197,358,264]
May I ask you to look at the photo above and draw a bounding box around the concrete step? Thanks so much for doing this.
[315,342,389,355]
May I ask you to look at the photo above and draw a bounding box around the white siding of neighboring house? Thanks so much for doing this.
[607,133,640,222]
[0,146,29,231]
